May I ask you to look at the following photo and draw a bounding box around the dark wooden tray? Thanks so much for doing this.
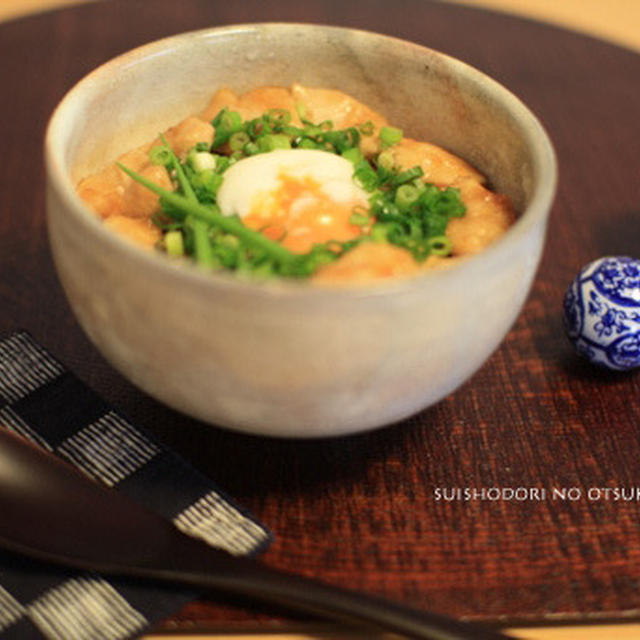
[2,0,640,630]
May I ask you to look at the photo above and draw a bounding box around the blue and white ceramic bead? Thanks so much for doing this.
[563,256,640,370]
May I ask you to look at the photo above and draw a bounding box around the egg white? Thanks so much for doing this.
[216,149,368,218]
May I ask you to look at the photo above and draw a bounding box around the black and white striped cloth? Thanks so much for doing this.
[0,331,272,639]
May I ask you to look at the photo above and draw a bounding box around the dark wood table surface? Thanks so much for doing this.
[2,0,640,633]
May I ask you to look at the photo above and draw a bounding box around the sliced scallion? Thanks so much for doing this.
[149,145,173,167]
[427,235,453,256]
[164,230,184,257]
[349,212,371,227]
[190,151,217,173]
[257,134,291,153]
[229,131,251,152]
[117,163,299,267]
[379,126,403,148]
[395,184,420,211]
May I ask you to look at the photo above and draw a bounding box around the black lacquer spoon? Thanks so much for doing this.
[0,428,510,640]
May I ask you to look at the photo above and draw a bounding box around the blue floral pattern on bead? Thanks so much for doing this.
[607,332,640,369]
[563,256,640,370]
[588,290,639,337]
[592,256,640,306]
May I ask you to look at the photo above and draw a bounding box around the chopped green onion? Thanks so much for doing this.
[427,235,453,256]
[438,187,466,217]
[349,212,370,227]
[302,123,323,137]
[411,178,426,192]
[266,108,292,125]
[189,217,216,268]
[189,170,223,202]
[117,162,298,266]
[164,230,184,257]
[370,223,390,242]
[358,121,375,136]
[353,162,380,192]
[257,134,291,153]
[246,118,267,138]
[213,155,231,174]
[281,125,304,137]
[341,147,365,165]
[376,149,395,171]
[395,184,420,211]
[156,134,197,203]
[212,108,243,148]
[229,131,251,152]
[190,151,217,173]
[319,127,360,153]
[295,102,307,121]
[149,145,173,167]
[243,141,260,156]
[380,126,403,148]
[138,107,469,279]
[297,138,319,150]
[392,166,424,187]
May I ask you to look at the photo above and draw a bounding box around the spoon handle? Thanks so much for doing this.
[128,530,510,640]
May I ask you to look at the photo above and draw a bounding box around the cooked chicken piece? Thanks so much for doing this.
[202,84,388,155]
[387,138,513,256]
[201,87,302,124]
[77,148,173,220]
[103,215,161,248]
[291,84,387,131]
[446,179,515,256]
[313,242,421,283]
[163,116,214,158]
[292,84,386,156]
[387,138,485,187]
[77,116,211,220]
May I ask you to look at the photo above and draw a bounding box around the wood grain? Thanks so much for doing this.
[1,0,640,637]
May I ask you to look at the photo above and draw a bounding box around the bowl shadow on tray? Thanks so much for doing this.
[559,350,638,384]
[128,386,429,499]
[531,301,638,385]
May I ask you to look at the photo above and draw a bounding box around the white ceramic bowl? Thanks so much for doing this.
[45,23,557,438]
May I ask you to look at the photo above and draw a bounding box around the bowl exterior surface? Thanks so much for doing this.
[46,24,557,437]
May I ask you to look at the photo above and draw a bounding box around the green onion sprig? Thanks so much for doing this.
[117,162,298,267]
[121,106,467,279]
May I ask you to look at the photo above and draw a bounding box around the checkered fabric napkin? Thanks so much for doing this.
[0,331,272,640]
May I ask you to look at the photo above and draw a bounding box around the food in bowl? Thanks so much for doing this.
[76,84,515,284]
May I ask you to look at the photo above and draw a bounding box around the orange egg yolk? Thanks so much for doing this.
[242,172,368,254]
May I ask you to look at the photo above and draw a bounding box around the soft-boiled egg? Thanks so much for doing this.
[217,149,370,253]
